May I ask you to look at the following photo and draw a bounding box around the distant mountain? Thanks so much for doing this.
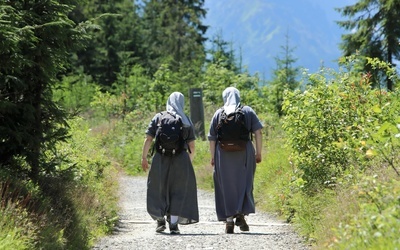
[204,0,357,80]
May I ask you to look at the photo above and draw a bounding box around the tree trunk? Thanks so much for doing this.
[29,79,43,182]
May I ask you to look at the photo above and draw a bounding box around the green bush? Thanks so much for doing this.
[0,117,119,249]
[333,176,400,249]
[282,57,400,194]
[280,56,400,247]
[53,74,98,112]
[99,110,151,175]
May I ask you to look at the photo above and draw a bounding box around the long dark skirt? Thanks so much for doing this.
[213,141,256,221]
[147,151,199,224]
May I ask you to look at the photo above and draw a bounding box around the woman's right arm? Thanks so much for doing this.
[141,135,154,172]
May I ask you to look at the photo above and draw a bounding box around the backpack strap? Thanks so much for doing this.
[151,111,165,156]
[216,105,243,131]
[216,107,225,131]
[166,112,192,154]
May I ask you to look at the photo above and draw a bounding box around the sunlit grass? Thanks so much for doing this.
[192,138,214,190]
[0,117,120,248]
[253,127,292,214]
[0,182,38,249]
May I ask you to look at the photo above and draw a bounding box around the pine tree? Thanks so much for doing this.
[141,0,208,74]
[0,0,87,182]
[207,30,240,73]
[336,0,400,90]
[73,0,143,87]
[269,33,300,117]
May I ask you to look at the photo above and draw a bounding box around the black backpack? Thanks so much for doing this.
[216,106,250,151]
[154,112,185,156]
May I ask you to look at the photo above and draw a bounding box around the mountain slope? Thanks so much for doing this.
[204,0,356,79]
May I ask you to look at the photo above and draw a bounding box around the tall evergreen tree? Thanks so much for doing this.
[141,0,208,74]
[0,0,86,181]
[207,31,240,73]
[73,0,143,87]
[269,33,300,117]
[336,0,400,90]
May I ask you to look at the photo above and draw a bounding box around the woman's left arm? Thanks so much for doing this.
[254,129,262,163]
[188,140,195,162]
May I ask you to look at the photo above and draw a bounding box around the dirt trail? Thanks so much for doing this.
[92,175,310,250]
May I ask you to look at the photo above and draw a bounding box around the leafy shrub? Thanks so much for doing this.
[280,55,400,247]
[100,110,151,175]
[333,175,400,249]
[36,117,118,248]
[53,74,98,112]
[282,56,400,194]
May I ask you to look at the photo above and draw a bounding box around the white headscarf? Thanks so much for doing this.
[166,92,192,126]
[222,87,241,115]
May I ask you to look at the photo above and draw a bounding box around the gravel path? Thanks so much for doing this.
[92,174,310,250]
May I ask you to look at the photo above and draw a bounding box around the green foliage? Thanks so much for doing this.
[0,177,69,249]
[253,124,291,213]
[150,64,177,111]
[0,117,118,248]
[74,0,143,87]
[113,62,204,116]
[336,0,400,90]
[268,32,300,117]
[141,0,207,74]
[53,74,98,112]
[202,63,236,106]
[56,118,112,184]
[333,176,400,249]
[113,64,153,114]
[207,30,241,73]
[191,117,214,190]
[365,91,400,176]
[90,89,125,123]
[201,63,262,111]
[280,55,400,247]
[283,83,351,193]
[0,0,87,181]
[41,117,118,248]
[282,56,400,194]
[0,198,38,249]
[99,111,151,175]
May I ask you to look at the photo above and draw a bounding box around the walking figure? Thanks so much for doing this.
[208,87,263,233]
[141,92,199,234]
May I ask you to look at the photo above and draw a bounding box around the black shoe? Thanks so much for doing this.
[225,221,234,234]
[156,219,166,233]
[169,223,180,234]
[235,214,249,231]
